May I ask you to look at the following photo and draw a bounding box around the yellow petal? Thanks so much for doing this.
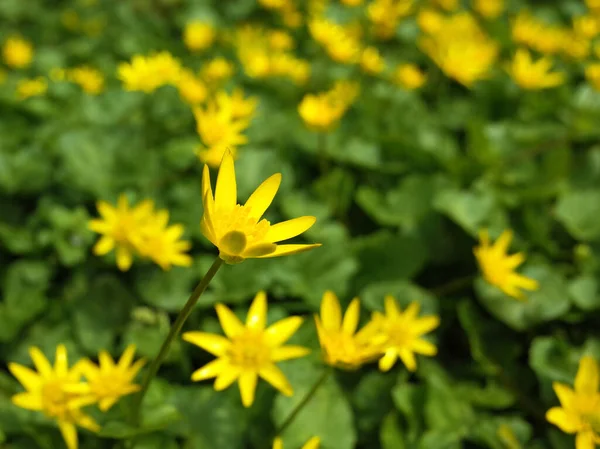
[8,363,42,390]
[384,296,399,317]
[273,437,284,449]
[97,201,116,220]
[265,316,304,346]
[575,356,599,395]
[99,351,115,372]
[378,350,398,372]
[576,430,596,449]
[215,150,237,212]
[411,338,437,356]
[214,366,241,391]
[202,164,214,201]
[504,252,525,269]
[11,392,43,411]
[118,345,137,370]
[74,412,101,432]
[412,316,440,335]
[271,345,311,362]
[320,291,342,332]
[99,397,119,412]
[216,304,246,338]
[552,382,576,409]
[246,291,268,330]
[403,301,421,320]
[398,348,417,372]
[342,298,360,335]
[182,332,231,356]
[116,246,133,271]
[128,359,146,378]
[546,407,580,434]
[58,420,78,449]
[55,344,69,377]
[265,216,317,243]
[255,243,321,258]
[238,371,258,407]
[493,229,513,254]
[29,347,53,377]
[242,242,277,258]
[302,437,321,449]
[259,364,293,396]
[510,273,539,291]
[191,358,228,381]
[244,173,282,220]
[93,236,115,255]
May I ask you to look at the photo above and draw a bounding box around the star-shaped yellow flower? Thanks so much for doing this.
[183,291,310,407]
[374,297,440,372]
[547,356,600,449]
[9,345,99,449]
[273,436,321,449]
[201,151,321,264]
[474,229,539,300]
[79,344,146,412]
[314,291,382,370]
[506,48,565,90]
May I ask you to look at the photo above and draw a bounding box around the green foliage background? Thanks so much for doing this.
[2,0,600,448]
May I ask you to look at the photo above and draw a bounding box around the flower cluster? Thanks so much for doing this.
[9,345,144,449]
[88,194,192,271]
[118,51,182,93]
[298,80,360,132]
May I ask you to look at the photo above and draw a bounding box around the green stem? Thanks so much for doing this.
[275,368,331,437]
[318,132,329,173]
[129,256,224,426]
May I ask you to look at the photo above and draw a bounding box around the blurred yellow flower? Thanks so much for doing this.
[183,21,216,52]
[315,291,382,370]
[367,0,413,40]
[393,63,427,89]
[9,345,99,449]
[474,229,539,300]
[573,15,599,39]
[139,210,193,270]
[68,66,105,95]
[308,18,361,64]
[587,0,600,10]
[433,0,458,11]
[176,69,208,105]
[88,195,155,271]
[511,12,566,56]
[2,36,34,68]
[506,49,564,90]
[196,144,239,168]
[273,437,321,449]
[118,51,182,93]
[546,356,600,449]
[585,63,600,91]
[16,77,48,100]
[268,30,295,50]
[373,297,439,372]
[258,0,289,9]
[200,57,234,85]
[200,151,320,263]
[473,0,504,19]
[360,46,385,75]
[183,291,310,407]
[417,7,444,34]
[298,80,359,131]
[79,345,145,412]
[215,88,258,120]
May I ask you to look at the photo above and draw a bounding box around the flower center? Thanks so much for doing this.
[386,323,413,348]
[228,332,271,370]
[41,379,70,419]
[214,204,270,253]
[92,374,128,398]
[323,334,365,369]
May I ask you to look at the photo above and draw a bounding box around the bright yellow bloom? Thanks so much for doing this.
[9,345,99,449]
[281,3,303,28]
[393,63,427,89]
[139,210,193,270]
[298,80,359,131]
[183,21,216,52]
[79,345,145,411]
[587,0,600,10]
[367,0,413,40]
[360,46,385,75]
[273,436,321,449]
[200,57,234,85]
[474,229,539,300]
[373,297,439,372]
[268,30,295,51]
[563,35,591,60]
[183,291,310,407]
[68,66,105,95]
[118,51,182,93]
[308,18,361,64]
[215,88,258,120]
[573,15,599,39]
[585,63,600,91]
[473,0,504,19]
[315,291,383,370]
[511,12,567,55]
[88,195,155,271]
[2,36,34,68]
[176,69,208,105]
[546,356,600,449]
[417,8,444,34]
[16,77,48,100]
[506,49,564,90]
[201,152,320,263]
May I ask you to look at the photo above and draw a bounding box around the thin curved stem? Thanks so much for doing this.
[129,256,224,426]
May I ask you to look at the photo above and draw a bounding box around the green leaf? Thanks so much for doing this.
[380,412,407,449]
[568,275,600,311]
[555,189,600,241]
[391,381,426,444]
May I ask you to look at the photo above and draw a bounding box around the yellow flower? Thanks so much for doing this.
[585,63,600,91]
[360,46,385,75]
[474,229,539,300]
[138,209,193,270]
[9,345,99,449]
[298,80,359,131]
[374,297,439,372]
[78,345,145,412]
[200,57,234,85]
[433,0,458,11]
[183,21,216,52]
[573,15,599,39]
[315,291,383,370]
[546,356,600,449]
[511,12,566,55]
[183,291,310,407]
[215,88,258,120]
[16,77,48,100]
[118,51,181,93]
[176,69,208,105]
[473,0,504,19]
[268,30,295,51]
[308,18,361,64]
[201,151,321,263]
[88,195,155,271]
[393,63,427,89]
[506,49,564,90]
[587,0,600,10]
[68,66,105,95]
[273,436,321,449]
[367,0,413,40]
[2,36,34,68]
[417,7,444,34]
